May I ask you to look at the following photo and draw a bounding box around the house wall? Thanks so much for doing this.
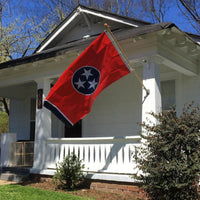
[51,113,65,138]
[9,97,30,141]
[51,71,200,138]
[82,71,142,137]
[176,75,200,115]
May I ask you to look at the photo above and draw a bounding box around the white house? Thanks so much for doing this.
[0,5,200,183]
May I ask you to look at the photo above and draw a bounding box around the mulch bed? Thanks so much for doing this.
[20,176,146,200]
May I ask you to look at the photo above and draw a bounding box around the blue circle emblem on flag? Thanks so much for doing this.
[72,66,100,95]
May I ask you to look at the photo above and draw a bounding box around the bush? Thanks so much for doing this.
[53,152,85,190]
[134,103,200,200]
[0,111,9,137]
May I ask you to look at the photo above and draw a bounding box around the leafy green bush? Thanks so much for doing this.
[53,152,85,190]
[0,111,9,137]
[134,103,200,200]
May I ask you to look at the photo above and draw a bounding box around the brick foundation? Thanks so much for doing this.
[29,174,53,183]
[29,174,142,195]
[89,180,140,195]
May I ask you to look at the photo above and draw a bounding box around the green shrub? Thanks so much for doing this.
[0,111,9,137]
[134,103,200,200]
[53,152,85,190]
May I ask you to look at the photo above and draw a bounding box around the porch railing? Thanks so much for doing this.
[44,136,141,174]
[11,141,34,167]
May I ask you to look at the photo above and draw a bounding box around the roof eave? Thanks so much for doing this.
[35,4,151,53]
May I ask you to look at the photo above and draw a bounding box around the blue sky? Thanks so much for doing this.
[1,0,199,41]
[2,0,198,34]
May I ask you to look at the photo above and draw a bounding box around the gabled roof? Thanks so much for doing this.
[35,4,150,53]
[0,22,185,69]
[0,5,199,71]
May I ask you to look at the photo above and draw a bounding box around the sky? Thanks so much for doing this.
[0,0,199,60]
[166,4,197,34]
[2,0,199,35]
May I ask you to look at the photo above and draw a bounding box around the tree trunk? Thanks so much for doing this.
[2,98,9,115]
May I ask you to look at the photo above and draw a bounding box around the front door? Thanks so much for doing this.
[65,120,82,137]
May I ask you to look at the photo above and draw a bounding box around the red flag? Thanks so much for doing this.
[44,31,131,126]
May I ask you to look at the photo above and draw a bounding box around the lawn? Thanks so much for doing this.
[0,184,92,200]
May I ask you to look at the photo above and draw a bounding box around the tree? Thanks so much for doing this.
[0,97,9,115]
[24,0,143,37]
[0,0,45,114]
[176,0,200,34]
[0,110,9,135]
[136,0,173,23]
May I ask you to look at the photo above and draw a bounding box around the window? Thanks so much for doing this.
[30,98,36,141]
[161,80,175,111]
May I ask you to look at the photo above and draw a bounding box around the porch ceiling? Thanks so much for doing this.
[119,26,200,77]
[0,81,36,99]
[0,52,78,88]
[156,27,200,76]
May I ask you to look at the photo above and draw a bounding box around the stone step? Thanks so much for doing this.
[0,167,30,182]
[0,167,30,174]
[0,172,29,182]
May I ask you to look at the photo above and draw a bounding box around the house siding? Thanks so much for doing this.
[83,71,142,137]
[176,75,200,115]
[9,98,30,141]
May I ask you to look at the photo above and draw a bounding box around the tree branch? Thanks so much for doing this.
[178,0,200,26]
[2,98,9,115]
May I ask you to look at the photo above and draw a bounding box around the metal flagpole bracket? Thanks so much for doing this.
[104,23,150,97]
[143,89,150,104]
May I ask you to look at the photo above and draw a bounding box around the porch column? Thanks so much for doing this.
[32,78,52,171]
[142,59,162,125]
[0,133,16,167]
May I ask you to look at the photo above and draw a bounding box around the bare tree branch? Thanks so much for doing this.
[176,0,200,34]
[178,0,200,25]
[2,98,9,115]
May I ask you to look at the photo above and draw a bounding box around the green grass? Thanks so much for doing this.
[0,185,92,200]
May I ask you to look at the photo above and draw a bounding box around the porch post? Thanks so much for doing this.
[32,78,52,171]
[142,59,162,125]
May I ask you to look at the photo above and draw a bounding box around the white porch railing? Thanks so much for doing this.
[44,136,141,174]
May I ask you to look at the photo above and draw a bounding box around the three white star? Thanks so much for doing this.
[74,68,99,91]
[74,78,85,89]
[88,79,98,89]
[82,69,93,80]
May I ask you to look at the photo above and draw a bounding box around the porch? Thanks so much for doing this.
[1,133,140,182]
[43,136,140,181]
[0,21,199,183]
[0,60,189,182]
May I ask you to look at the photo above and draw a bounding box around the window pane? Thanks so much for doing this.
[161,80,175,111]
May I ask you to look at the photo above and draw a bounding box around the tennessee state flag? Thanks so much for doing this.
[44,31,131,127]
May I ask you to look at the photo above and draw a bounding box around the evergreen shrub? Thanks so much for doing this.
[134,103,200,200]
[53,152,85,190]
[0,111,9,137]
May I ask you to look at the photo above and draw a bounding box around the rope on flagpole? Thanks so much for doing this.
[104,23,150,96]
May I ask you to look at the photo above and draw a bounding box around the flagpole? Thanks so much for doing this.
[104,23,150,96]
